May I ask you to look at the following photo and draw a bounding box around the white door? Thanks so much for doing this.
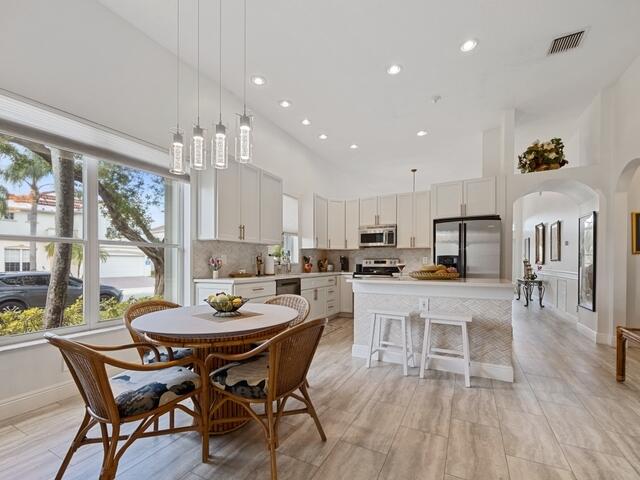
[259,171,283,244]
[327,200,345,250]
[359,197,378,226]
[396,192,414,248]
[433,181,463,219]
[339,275,353,313]
[314,195,328,248]
[413,190,431,248]
[240,164,261,243]
[378,194,397,225]
[216,160,241,241]
[464,177,496,217]
[345,199,360,249]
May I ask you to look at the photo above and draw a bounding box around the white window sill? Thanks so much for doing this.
[0,324,125,353]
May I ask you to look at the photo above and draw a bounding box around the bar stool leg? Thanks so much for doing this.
[366,313,377,368]
[401,317,408,376]
[407,315,416,368]
[461,322,471,388]
[420,319,431,379]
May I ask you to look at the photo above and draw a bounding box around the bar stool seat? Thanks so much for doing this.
[419,311,473,387]
[366,309,415,376]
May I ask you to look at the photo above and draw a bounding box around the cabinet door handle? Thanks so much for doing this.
[314,288,318,301]
[345,239,347,249]
[252,287,265,292]
[328,238,331,249]
[239,225,243,240]
[315,236,318,247]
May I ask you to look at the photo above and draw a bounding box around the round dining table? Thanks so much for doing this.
[131,303,298,434]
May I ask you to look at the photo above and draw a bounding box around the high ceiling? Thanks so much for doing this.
[100,0,640,172]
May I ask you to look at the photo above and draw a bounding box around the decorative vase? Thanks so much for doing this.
[212,270,219,279]
[303,263,313,273]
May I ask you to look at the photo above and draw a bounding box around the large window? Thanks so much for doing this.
[0,133,184,343]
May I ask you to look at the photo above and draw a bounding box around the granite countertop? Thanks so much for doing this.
[348,276,514,289]
[193,271,353,285]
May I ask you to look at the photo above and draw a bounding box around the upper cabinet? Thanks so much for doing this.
[345,199,360,249]
[314,194,328,249]
[432,177,496,219]
[260,170,283,244]
[197,162,283,244]
[359,195,397,226]
[396,191,431,248]
[327,200,346,250]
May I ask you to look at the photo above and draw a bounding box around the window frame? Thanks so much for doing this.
[0,135,186,347]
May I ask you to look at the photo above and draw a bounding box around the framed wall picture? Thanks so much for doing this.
[550,221,561,261]
[578,212,597,311]
[633,212,640,255]
[524,237,531,262]
[535,223,545,265]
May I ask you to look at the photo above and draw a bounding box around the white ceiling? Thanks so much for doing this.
[99,0,640,172]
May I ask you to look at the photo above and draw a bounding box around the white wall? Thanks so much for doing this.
[628,169,640,327]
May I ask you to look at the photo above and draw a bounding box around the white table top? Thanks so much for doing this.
[131,304,298,340]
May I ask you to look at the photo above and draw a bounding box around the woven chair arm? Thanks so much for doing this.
[204,341,271,370]
[73,341,163,362]
[102,354,204,374]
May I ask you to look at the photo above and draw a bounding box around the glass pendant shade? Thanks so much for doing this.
[235,113,253,163]
[213,121,228,169]
[169,130,186,175]
[190,125,207,171]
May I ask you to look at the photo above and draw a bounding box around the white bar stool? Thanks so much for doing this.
[419,311,473,387]
[366,309,415,376]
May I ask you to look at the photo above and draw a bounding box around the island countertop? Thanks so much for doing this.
[348,276,513,288]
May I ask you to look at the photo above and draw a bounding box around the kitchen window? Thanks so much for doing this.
[282,194,299,265]
[0,131,185,344]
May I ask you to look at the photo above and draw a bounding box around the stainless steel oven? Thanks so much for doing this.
[358,225,397,248]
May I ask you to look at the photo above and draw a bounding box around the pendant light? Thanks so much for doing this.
[169,0,186,175]
[212,0,228,169]
[235,0,253,163]
[189,0,206,171]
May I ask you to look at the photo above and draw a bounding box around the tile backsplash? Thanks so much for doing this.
[301,247,432,273]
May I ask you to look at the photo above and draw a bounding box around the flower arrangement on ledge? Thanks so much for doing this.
[518,138,568,174]
[208,256,223,279]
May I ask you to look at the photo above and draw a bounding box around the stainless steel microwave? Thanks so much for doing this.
[358,225,397,247]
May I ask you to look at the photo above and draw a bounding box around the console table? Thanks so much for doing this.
[516,279,545,308]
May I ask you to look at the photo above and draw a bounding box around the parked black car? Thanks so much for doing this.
[0,272,123,312]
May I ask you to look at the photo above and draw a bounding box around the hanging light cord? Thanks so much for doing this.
[243,0,247,115]
[196,0,200,124]
[218,0,223,123]
[176,0,180,131]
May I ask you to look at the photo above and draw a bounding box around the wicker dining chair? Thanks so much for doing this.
[205,318,327,480]
[264,294,310,327]
[45,333,209,480]
[123,299,193,363]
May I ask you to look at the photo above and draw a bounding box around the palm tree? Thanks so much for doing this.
[45,243,109,277]
[0,140,52,270]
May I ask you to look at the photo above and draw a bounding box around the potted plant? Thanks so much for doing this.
[208,256,223,279]
[518,138,568,173]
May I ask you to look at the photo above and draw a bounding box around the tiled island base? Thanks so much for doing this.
[350,278,514,382]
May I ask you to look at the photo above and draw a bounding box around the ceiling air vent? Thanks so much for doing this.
[547,30,585,55]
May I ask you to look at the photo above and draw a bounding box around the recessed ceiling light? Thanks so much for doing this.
[417,130,428,137]
[319,133,328,140]
[386,64,402,75]
[279,99,292,108]
[251,75,266,86]
[431,94,442,104]
[349,144,359,150]
[301,118,311,126]
[460,39,478,52]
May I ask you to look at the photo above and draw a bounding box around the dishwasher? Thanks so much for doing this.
[276,278,301,295]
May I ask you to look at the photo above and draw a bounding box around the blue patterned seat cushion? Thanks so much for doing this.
[210,354,269,400]
[111,367,200,418]
[143,347,193,364]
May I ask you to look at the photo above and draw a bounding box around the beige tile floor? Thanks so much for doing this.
[3,302,640,479]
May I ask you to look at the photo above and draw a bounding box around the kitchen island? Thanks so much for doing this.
[350,277,515,382]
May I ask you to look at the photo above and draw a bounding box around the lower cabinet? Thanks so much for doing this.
[339,275,353,314]
[302,287,327,321]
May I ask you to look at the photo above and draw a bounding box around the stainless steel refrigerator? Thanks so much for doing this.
[433,216,501,278]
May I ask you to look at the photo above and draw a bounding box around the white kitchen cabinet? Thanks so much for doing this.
[359,197,378,226]
[345,199,360,249]
[302,287,327,320]
[359,195,397,226]
[240,164,261,243]
[259,171,283,244]
[396,191,431,248]
[339,275,353,314]
[464,177,496,217]
[314,195,328,249]
[327,200,345,250]
[215,160,242,241]
[432,177,496,219]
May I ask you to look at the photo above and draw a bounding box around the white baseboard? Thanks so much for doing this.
[0,380,77,421]
[351,344,514,383]
[576,322,598,342]
[596,332,614,346]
